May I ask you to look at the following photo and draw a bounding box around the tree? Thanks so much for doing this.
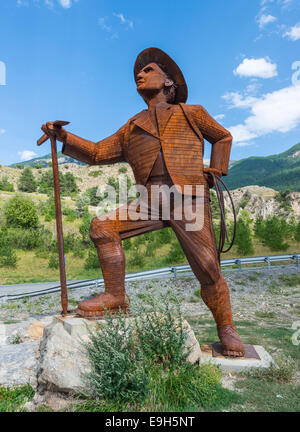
[79,210,93,245]
[262,216,290,251]
[254,217,265,240]
[38,170,78,196]
[76,194,90,217]
[4,195,39,229]
[235,211,254,256]
[61,172,78,196]
[18,167,37,193]
[295,220,300,242]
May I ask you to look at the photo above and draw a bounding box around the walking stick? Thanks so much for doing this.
[37,120,70,316]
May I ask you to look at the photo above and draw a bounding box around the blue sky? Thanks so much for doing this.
[0,0,299,165]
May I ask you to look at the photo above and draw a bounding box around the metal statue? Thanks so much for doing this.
[39,48,245,357]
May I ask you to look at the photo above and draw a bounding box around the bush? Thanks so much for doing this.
[18,167,37,193]
[294,220,300,242]
[88,170,103,177]
[4,195,39,229]
[48,253,59,269]
[76,195,90,218]
[0,384,34,412]
[82,295,238,411]
[165,239,185,264]
[79,211,93,245]
[84,248,99,269]
[118,166,127,174]
[0,176,14,192]
[0,246,17,268]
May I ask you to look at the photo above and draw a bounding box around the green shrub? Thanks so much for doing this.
[48,253,59,269]
[0,176,14,192]
[165,239,185,264]
[118,166,127,174]
[0,385,34,412]
[88,170,103,177]
[82,295,238,411]
[84,249,99,269]
[76,195,90,217]
[4,195,39,229]
[79,211,93,245]
[294,220,300,242]
[0,246,17,268]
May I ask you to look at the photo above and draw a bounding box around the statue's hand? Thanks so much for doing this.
[204,167,222,188]
[41,121,67,143]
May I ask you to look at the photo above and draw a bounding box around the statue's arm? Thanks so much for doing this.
[62,125,125,166]
[189,105,232,176]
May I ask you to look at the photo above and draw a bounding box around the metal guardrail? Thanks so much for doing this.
[0,253,299,302]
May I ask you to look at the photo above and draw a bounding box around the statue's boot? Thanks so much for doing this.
[76,236,129,318]
[201,276,245,357]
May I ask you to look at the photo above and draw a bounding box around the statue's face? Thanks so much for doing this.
[136,62,168,93]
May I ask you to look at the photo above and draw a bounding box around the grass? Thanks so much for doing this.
[187,316,300,412]
[255,311,276,319]
[0,385,34,412]
[279,274,300,287]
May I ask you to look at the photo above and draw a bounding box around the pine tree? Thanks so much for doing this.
[295,220,300,242]
[235,210,254,256]
[263,216,289,251]
[18,167,37,193]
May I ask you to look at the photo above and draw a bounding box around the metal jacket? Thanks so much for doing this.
[62,102,232,196]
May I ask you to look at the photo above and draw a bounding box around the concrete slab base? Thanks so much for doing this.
[200,343,276,372]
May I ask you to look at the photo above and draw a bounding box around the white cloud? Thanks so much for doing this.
[58,0,71,8]
[257,14,277,28]
[98,17,112,33]
[17,0,77,8]
[234,58,278,79]
[113,12,134,29]
[214,114,225,121]
[18,150,37,161]
[283,23,300,40]
[224,81,300,146]
[0,129,5,135]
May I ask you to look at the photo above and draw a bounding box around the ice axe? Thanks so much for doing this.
[37,120,70,316]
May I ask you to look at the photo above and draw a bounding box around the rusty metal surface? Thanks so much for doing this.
[37,47,246,356]
[49,134,68,317]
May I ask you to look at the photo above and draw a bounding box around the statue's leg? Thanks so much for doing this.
[170,197,245,357]
[76,202,164,317]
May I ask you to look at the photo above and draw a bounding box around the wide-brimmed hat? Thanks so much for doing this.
[134,47,188,104]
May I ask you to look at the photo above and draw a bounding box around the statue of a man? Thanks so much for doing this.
[42,48,245,357]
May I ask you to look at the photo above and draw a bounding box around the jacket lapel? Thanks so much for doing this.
[132,110,159,138]
[156,103,174,136]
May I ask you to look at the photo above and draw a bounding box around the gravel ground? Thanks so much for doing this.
[0,266,299,328]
